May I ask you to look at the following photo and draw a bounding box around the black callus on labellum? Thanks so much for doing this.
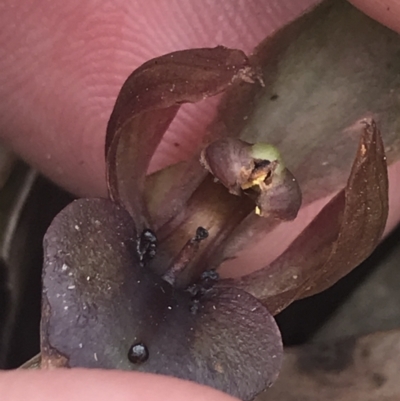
[40,42,388,401]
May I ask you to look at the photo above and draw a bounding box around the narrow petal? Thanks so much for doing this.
[106,47,260,232]
[222,119,388,314]
[41,199,282,400]
[300,119,388,296]
[144,160,206,230]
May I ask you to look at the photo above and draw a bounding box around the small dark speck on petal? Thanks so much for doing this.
[128,342,149,364]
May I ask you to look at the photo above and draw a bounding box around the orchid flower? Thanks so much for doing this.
[40,44,388,401]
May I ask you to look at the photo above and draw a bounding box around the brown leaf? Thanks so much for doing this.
[221,119,388,314]
[106,46,260,232]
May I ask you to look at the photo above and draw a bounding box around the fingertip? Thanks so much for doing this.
[349,0,400,34]
[0,369,238,401]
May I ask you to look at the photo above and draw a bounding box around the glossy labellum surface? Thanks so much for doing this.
[41,199,283,400]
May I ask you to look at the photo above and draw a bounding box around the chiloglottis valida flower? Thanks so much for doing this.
[40,46,388,401]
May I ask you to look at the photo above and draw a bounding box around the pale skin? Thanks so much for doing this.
[1,0,400,400]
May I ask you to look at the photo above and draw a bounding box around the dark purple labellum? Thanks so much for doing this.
[41,198,283,400]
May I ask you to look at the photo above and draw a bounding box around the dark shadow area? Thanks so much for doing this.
[0,261,9,353]
[1,170,72,368]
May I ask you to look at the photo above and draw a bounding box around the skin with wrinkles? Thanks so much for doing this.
[351,0,400,33]
[0,370,237,401]
[0,1,399,401]
[0,0,321,197]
